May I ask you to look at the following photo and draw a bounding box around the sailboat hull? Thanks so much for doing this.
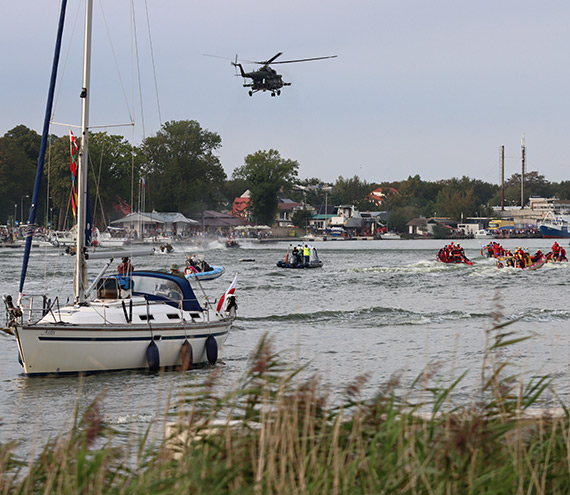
[14,321,229,375]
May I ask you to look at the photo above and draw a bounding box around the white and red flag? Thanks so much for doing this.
[217,273,237,312]
[69,130,79,217]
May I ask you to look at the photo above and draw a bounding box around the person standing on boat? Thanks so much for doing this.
[117,257,133,275]
[552,242,560,259]
[303,244,310,264]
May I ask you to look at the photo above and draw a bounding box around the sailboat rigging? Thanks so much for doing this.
[3,0,237,375]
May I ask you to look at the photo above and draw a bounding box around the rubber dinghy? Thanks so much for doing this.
[436,243,473,265]
[497,249,546,270]
[277,244,323,269]
[184,265,225,281]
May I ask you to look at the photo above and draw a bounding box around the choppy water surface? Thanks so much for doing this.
[0,238,569,453]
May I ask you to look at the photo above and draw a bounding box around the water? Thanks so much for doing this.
[0,238,569,455]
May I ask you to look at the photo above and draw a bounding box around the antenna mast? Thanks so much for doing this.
[520,134,526,209]
[501,145,505,211]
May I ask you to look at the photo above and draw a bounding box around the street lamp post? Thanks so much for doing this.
[321,186,332,233]
[14,204,17,226]
[20,195,29,226]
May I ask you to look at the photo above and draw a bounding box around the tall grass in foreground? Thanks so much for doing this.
[1,319,569,494]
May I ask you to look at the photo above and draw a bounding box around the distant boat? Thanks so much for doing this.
[538,213,570,238]
[474,229,494,239]
[381,232,401,240]
[277,245,323,269]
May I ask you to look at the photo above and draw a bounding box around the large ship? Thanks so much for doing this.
[538,212,570,238]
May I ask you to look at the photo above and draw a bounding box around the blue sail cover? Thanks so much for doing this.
[19,0,68,296]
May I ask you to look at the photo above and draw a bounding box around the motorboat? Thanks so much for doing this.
[436,244,473,265]
[277,244,323,268]
[225,239,240,248]
[474,229,494,239]
[497,254,546,270]
[381,232,401,240]
[2,0,237,375]
[184,264,226,281]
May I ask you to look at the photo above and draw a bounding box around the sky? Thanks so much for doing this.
[2,0,570,186]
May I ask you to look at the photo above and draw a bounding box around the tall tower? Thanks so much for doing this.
[520,134,526,209]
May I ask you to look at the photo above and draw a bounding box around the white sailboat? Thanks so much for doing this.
[3,0,236,375]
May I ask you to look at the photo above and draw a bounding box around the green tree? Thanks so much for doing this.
[491,171,554,206]
[291,208,313,230]
[89,132,139,226]
[139,120,226,215]
[389,175,441,217]
[232,149,299,226]
[434,186,477,221]
[555,181,570,200]
[387,205,419,233]
[0,126,41,224]
[332,175,373,206]
[221,178,250,210]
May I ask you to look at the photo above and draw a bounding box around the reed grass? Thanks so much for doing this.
[1,320,570,494]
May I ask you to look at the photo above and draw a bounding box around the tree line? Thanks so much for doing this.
[2,120,570,231]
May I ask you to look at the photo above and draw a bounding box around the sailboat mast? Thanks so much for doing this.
[74,0,93,303]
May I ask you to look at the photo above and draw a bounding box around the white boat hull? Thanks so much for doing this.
[12,296,232,375]
[15,322,229,375]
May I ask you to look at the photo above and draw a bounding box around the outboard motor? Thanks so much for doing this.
[3,295,22,334]
[226,295,238,320]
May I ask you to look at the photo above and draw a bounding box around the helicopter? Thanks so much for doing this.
[208,52,337,97]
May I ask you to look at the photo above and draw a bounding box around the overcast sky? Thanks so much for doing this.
[2,0,570,185]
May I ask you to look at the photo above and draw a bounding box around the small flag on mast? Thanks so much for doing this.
[69,130,79,217]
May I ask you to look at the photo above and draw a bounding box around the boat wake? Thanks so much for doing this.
[239,306,490,328]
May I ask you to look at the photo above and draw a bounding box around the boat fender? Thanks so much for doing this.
[205,335,218,364]
[18,351,23,368]
[179,339,193,372]
[146,341,160,372]
[121,300,131,323]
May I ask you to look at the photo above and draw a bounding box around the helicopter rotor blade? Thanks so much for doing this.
[270,55,338,65]
[254,52,283,65]
[203,54,258,64]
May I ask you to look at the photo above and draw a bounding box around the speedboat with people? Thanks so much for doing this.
[436,242,473,265]
[496,247,546,270]
[277,244,323,269]
[183,254,225,281]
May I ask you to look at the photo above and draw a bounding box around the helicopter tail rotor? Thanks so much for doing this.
[232,55,239,75]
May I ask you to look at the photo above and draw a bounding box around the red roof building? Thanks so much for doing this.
[230,190,251,219]
[367,187,398,208]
